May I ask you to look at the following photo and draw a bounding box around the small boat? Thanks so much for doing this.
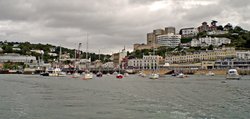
[113,71,118,75]
[206,71,215,76]
[47,68,66,77]
[96,71,103,77]
[116,74,123,79]
[106,73,111,76]
[82,71,93,80]
[40,72,49,76]
[149,73,159,79]
[72,72,81,78]
[124,73,129,77]
[176,73,188,78]
[139,72,146,77]
[226,69,241,80]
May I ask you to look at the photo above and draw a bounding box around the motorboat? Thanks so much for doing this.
[83,72,93,80]
[206,71,215,76]
[176,73,188,78]
[116,74,123,79]
[72,72,81,78]
[124,73,129,77]
[40,72,49,76]
[149,73,159,79]
[226,69,241,80]
[139,72,147,77]
[46,68,66,77]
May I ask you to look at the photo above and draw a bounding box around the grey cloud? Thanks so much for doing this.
[0,0,249,54]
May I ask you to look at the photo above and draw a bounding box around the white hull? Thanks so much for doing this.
[226,69,241,80]
[149,73,159,79]
[83,73,93,79]
[49,73,66,77]
[72,73,81,78]
[226,75,241,80]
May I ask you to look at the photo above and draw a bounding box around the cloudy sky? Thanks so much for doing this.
[0,0,249,54]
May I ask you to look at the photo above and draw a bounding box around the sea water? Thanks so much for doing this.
[0,74,250,119]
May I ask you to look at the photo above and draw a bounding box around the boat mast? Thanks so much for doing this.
[86,33,88,60]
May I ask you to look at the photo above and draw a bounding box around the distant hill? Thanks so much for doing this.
[0,41,111,63]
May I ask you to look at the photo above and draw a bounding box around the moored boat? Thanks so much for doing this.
[149,73,159,79]
[226,69,241,80]
[206,71,215,76]
[116,74,123,79]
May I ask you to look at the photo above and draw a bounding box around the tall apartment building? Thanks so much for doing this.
[165,47,236,64]
[165,27,176,34]
[147,27,176,45]
[156,33,181,47]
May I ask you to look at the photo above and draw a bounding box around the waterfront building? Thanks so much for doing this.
[156,33,181,47]
[165,47,236,64]
[236,51,250,60]
[128,55,163,70]
[191,36,231,47]
[214,59,250,69]
[179,27,198,38]
[0,53,37,63]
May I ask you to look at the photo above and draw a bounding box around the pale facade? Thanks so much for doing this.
[180,28,198,38]
[236,51,250,60]
[128,55,163,70]
[165,47,236,64]
[156,33,181,47]
[191,36,231,47]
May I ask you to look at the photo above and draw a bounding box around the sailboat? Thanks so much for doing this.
[72,43,82,78]
[96,49,103,77]
[149,43,159,79]
[82,34,93,80]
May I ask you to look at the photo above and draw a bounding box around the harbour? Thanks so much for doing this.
[0,74,250,119]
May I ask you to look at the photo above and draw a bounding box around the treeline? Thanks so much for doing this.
[0,41,111,63]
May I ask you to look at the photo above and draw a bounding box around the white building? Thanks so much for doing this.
[128,55,163,70]
[236,51,250,60]
[102,62,114,68]
[0,53,37,63]
[30,50,44,54]
[180,28,198,38]
[191,36,231,47]
[156,33,181,47]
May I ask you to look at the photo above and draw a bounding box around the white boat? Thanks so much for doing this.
[139,72,146,77]
[116,73,123,79]
[106,73,111,76]
[176,73,188,78]
[206,71,215,76]
[124,73,129,77]
[226,69,241,80]
[113,71,118,75]
[149,73,159,79]
[72,72,81,78]
[83,72,93,80]
[48,68,66,77]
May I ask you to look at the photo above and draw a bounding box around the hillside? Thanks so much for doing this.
[0,41,111,63]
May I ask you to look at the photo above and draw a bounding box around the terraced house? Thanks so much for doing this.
[165,47,236,64]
